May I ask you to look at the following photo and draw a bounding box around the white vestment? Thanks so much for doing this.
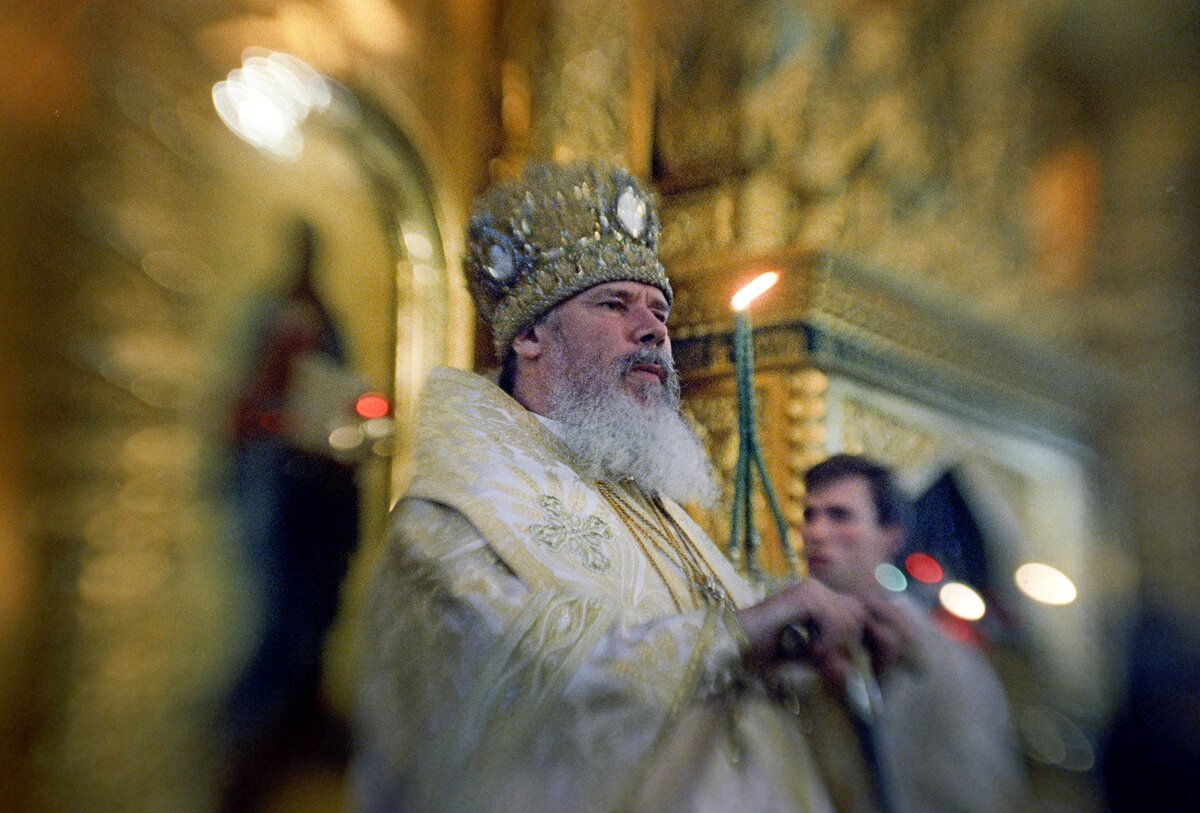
[353,368,848,813]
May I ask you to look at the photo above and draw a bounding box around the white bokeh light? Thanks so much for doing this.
[1014,562,1078,606]
[212,49,331,161]
[328,425,365,452]
[939,581,987,621]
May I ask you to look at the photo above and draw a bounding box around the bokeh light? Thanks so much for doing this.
[327,425,364,452]
[354,392,390,419]
[212,49,331,161]
[939,581,986,621]
[362,417,394,440]
[403,231,434,261]
[1014,562,1078,605]
[1018,704,1096,772]
[904,552,944,584]
[875,562,908,592]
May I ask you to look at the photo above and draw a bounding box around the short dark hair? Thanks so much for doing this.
[498,350,519,394]
[804,453,910,529]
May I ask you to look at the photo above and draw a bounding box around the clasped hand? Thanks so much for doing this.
[735,578,867,683]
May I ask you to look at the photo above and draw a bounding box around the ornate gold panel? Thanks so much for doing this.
[658,184,739,264]
[668,249,1094,448]
[686,372,785,575]
[649,0,1086,348]
[497,0,652,175]
[652,0,749,189]
[838,397,944,475]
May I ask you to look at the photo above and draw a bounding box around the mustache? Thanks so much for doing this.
[615,346,675,378]
[614,347,680,403]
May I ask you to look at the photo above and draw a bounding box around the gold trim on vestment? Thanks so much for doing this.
[596,480,735,613]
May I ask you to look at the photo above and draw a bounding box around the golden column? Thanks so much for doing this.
[496,0,654,176]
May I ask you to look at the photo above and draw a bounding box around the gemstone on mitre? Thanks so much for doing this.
[485,242,515,281]
[616,186,647,238]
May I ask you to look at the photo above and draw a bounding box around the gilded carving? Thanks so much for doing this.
[737,171,802,254]
[682,366,831,576]
[502,0,641,169]
[653,0,1057,337]
[784,369,829,529]
[807,258,1091,432]
[658,184,737,264]
[653,0,749,188]
[838,397,943,475]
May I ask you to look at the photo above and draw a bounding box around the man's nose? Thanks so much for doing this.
[630,306,667,346]
[800,515,827,545]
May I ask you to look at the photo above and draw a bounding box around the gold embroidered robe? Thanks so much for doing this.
[354,368,841,813]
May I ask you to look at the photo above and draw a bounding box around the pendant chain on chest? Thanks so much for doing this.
[596,480,733,613]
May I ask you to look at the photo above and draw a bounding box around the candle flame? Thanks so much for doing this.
[731,271,780,311]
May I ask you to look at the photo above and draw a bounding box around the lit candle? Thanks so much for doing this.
[728,271,797,578]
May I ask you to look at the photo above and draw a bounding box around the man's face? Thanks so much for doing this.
[542,280,674,406]
[801,475,900,596]
[521,280,715,505]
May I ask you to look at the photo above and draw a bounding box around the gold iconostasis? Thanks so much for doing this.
[2,1,1198,811]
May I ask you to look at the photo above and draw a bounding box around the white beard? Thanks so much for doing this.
[545,346,719,508]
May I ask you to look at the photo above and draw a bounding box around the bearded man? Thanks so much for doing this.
[354,162,870,813]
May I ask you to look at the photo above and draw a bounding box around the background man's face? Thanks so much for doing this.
[801,475,899,596]
[543,280,673,405]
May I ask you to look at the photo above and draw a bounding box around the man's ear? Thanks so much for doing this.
[511,324,544,361]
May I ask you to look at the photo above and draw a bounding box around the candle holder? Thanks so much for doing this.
[729,273,892,813]
[728,272,799,579]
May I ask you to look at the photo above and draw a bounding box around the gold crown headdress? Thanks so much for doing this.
[465,160,672,357]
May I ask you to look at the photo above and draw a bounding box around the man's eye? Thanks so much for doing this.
[600,300,624,310]
[652,310,668,323]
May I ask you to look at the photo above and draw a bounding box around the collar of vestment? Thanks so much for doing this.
[405,367,756,621]
[530,410,566,442]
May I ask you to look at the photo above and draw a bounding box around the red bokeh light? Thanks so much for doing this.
[355,393,390,420]
[257,410,286,434]
[904,553,944,584]
[932,608,984,648]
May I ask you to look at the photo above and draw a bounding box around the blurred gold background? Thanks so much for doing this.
[1,1,1197,811]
